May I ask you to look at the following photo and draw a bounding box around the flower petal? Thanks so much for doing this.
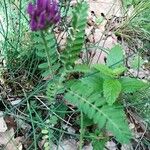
[37,0,42,7]
[37,11,46,29]
[52,0,58,13]
[27,0,60,31]
[53,14,60,23]
[37,0,48,10]
[27,3,35,16]
[46,0,52,12]
[30,17,37,31]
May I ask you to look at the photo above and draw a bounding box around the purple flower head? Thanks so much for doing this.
[27,0,60,31]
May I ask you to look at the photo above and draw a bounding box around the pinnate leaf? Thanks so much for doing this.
[93,64,116,78]
[65,82,131,143]
[120,77,148,93]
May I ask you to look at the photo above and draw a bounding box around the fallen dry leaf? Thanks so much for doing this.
[0,111,7,132]
[88,0,123,18]
[0,128,23,150]
[105,141,117,150]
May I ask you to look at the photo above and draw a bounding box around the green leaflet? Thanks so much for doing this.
[81,74,103,92]
[102,105,131,143]
[130,54,144,69]
[103,79,122,105]
[92,139,106,150]
[65,82,131,144]
[113,67,127,76]
[46,82,57,102]
[38,63,49,69]
[61,2,88,67]
[90,130,107,150]
[94,64,127,78]
[72,64,90,73]
[33,31,60,78]
[107,44,124,68]
[33,31,61,102]
[93,64,116,78]
[66,64,90,73]
[46,116,58,125]
[120,77,149,93]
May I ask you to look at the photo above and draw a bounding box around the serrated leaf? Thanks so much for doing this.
[92,139,106,150]
[120,77,148,93]
[102,105,131,143]
[72,12,78,29]
[130,54,144,69]
[113,67,127,76]
[107,45,124,68]
[93,64,116,78]
[65,82,131,143]
[66,64,90,73]
[103,79,121,105]
[81,75,103,92]
[73,64,90,73]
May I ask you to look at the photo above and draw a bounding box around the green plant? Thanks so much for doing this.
[116,1,150,52]
[32,1,148,148]
[41,116,58,150]
[60,2,88,67]
[122,0,141,8]
[64,45,148,144]
[1,0,149,149]
[0,0,42,85]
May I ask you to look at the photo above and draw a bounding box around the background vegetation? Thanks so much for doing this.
[0,0,149,149]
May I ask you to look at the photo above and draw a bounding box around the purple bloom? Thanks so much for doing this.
[27,0,60,31]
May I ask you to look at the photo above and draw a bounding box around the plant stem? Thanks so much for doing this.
[27,100,37,149]
[79,111,84,150]
[40,31,54,79]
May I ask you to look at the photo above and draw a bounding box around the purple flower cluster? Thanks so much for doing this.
[27,0,60,31]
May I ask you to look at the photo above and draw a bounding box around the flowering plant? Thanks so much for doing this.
[27,0,60,31]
